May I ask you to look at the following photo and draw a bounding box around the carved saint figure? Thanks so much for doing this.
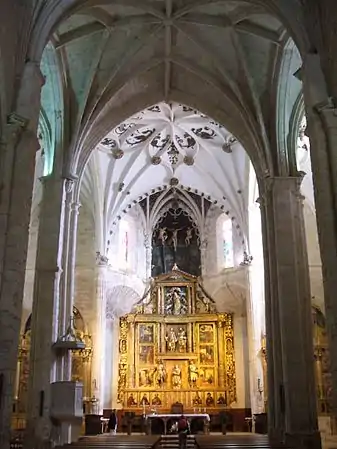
[173,289,182,315]
[152,394,162,406]
[158,227,168,245]
[118,364,127,388]
[172,365,182,389]
[206,392,215,407]
[177,328,187,353]
[193,392,202,405]
[166,328,178,352]
[127,394,137,407]
[188,360,198,387]
[155,360,166,386]
[140,394,150,406]
[185,227,193,246]
[165,287,187,315]
[217,394,226,405]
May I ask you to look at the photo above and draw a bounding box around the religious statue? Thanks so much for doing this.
[177,328,187,353]
[196,288,216,313]
[173,289,182,315]
[172,365,182,389]
[185,227,193,246]
[171,229,179,249]
[118,364,127,388]
[165,287,187,315]
[206,392,215,407]
[192,392,202,405]
[127,394,137,407]
[152,394,162,406]
[188,360,198,387]
[158,227,168,245]
[217,394,226,405]
[140,394,150,406]
[166,328,178,352]
[155,360,166,386]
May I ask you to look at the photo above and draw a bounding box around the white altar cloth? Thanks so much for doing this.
[145,413,210,421]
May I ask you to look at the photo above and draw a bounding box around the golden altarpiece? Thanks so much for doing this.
[12,307,93,429]
[118,267,236,412]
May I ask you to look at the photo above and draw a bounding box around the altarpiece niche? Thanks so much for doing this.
[117,266,236,411]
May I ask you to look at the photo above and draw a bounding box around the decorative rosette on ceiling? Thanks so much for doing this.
[99,102,237,176]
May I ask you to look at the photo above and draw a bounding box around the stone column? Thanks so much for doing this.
[261,176,320,448]
[0,61,43,449]
[64,200,81,382]
[24,175,67,448]
[245,267,265,415]
[258,194,282,440]
[302,54,337,422]
[56,180,77,382]
[91,261,108,412]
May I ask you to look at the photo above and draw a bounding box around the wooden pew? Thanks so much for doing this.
[195,434,286,449]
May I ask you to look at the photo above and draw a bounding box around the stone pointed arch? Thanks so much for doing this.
[276,38,303,176]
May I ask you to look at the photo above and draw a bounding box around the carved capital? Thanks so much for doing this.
[96,251,109,266]
[314,98,337,127]
[1,112,28,147]
[71,202,81,214]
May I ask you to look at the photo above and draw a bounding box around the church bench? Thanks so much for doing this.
[195,435,284,449]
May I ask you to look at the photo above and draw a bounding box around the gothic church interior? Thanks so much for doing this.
[0,2,337,449]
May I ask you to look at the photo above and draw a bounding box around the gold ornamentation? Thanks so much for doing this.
[172,364,182,389]
[117,267,236,410]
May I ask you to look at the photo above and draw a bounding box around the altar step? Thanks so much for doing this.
[160,434,196,448]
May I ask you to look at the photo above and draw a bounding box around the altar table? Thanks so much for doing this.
[145,413,210,435]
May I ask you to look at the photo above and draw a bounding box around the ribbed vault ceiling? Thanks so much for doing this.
[39,0,295,179]
[35,0,304,252]
[81,101,250,250]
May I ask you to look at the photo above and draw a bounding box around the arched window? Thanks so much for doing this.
[296,116,310,171]
[222,219,234,268]
[118,219,129,268]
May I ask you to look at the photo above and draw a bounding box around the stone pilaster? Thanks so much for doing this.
[24,175,67,448]
[302,54,337,424]
[0,61,43,449]
[261,176,320,448]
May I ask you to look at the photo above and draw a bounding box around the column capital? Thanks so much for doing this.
[314,99,337,128]
[95,251,109,267]
[258,174,305,202]
[63,175,78,194]
[71,202,81,214]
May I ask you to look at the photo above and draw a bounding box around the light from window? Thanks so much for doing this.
[118,219,129,268]
[223,219,234,268]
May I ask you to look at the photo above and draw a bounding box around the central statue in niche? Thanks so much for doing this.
[165,286,187,315]
[165,327,187,353]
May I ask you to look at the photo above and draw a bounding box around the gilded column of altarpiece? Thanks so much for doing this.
[117,267,236,411]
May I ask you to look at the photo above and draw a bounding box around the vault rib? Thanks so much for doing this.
[164,0,173,101]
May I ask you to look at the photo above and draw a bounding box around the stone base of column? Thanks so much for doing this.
[268,427,284,443]
[284,431,322,449]
[24,418,82,449]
